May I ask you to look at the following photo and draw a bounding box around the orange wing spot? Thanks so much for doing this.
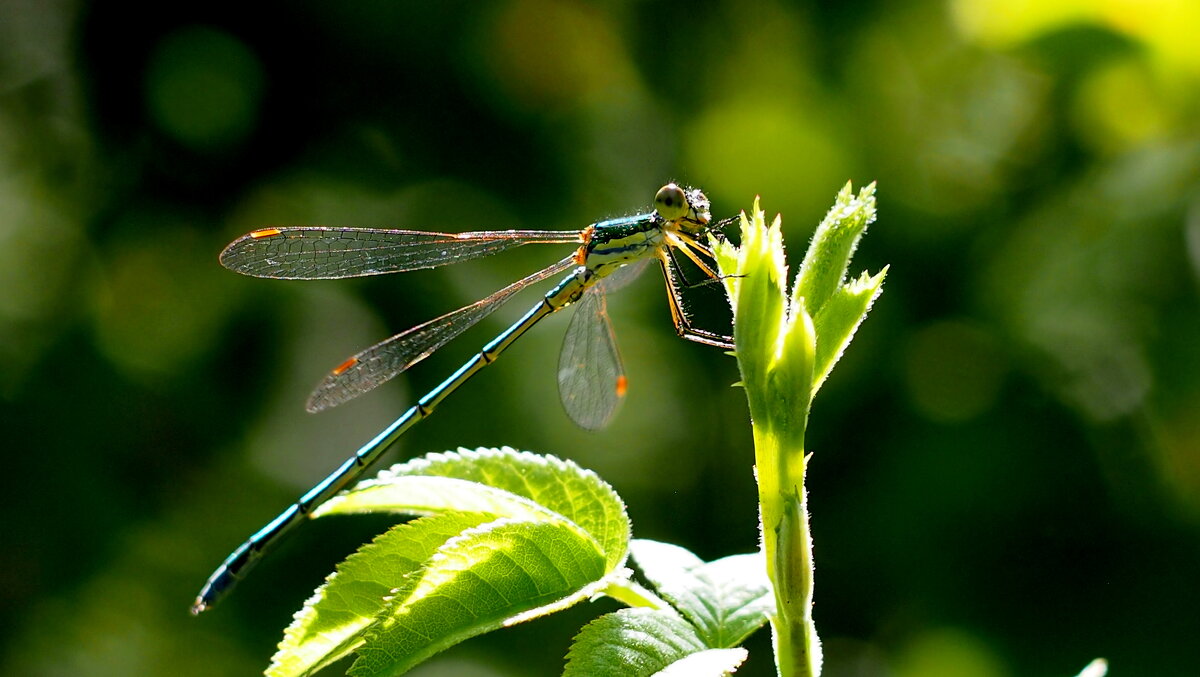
[250,228,283,239]
[615,375,628,397]
[332,356,359,375]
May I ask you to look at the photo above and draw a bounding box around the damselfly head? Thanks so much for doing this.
[654,183,689,221]
[654,183,712,234]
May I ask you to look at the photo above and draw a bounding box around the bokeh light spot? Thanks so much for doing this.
[478,0,635,112]
[1072,59,1170,154]
[0,174,82,323]
[685,98,850,221]
[893,627,1009,677]
[904,320,1006,423]
[1156,393,1200,516]
[950,0,1092,47]
[951,0,1200,76]
[92,220,236,381]
[145,26,264,151]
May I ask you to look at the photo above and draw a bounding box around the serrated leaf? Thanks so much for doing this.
[316,447,629,569]
[564,608,745,677]
[348,518,611,677]
[269,448,634,676]
[313,475,555,521]
[629,540,773,649]
[811,267,886,396]
[269,513,490,677]
[793,181,877,319]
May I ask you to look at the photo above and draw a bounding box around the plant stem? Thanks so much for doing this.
[750,396,818,677]
[714,185,880,677]
[758,440,816,677]
[715,204,819,677]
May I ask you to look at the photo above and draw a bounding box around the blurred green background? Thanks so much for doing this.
[2,0,1198,675]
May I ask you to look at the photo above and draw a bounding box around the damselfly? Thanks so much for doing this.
[193,183,732,613]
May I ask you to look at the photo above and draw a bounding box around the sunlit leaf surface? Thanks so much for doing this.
[269,447,630,676]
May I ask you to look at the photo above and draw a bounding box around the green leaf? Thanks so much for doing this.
[793,181,877,319]
[811,266,887,396]
[315,447,630,569]
[314,475,555,522]
[720,202,789,407]
[564,608,747,677]
[629,539,773,649]
[269,447,633,677]
[349,518,612,677]
[775,294,816,446]
[268,513,491,677]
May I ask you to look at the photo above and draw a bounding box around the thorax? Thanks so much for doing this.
[580,213,664,279]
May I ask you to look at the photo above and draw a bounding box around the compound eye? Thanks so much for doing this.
[654,183,689,221]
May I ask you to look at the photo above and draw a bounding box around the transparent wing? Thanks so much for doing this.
[220,227,582,280]
[594,257,651,295]
[307,255,578,412]
[557,288,625,430]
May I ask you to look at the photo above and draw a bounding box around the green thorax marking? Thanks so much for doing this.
[584,213,664,278]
